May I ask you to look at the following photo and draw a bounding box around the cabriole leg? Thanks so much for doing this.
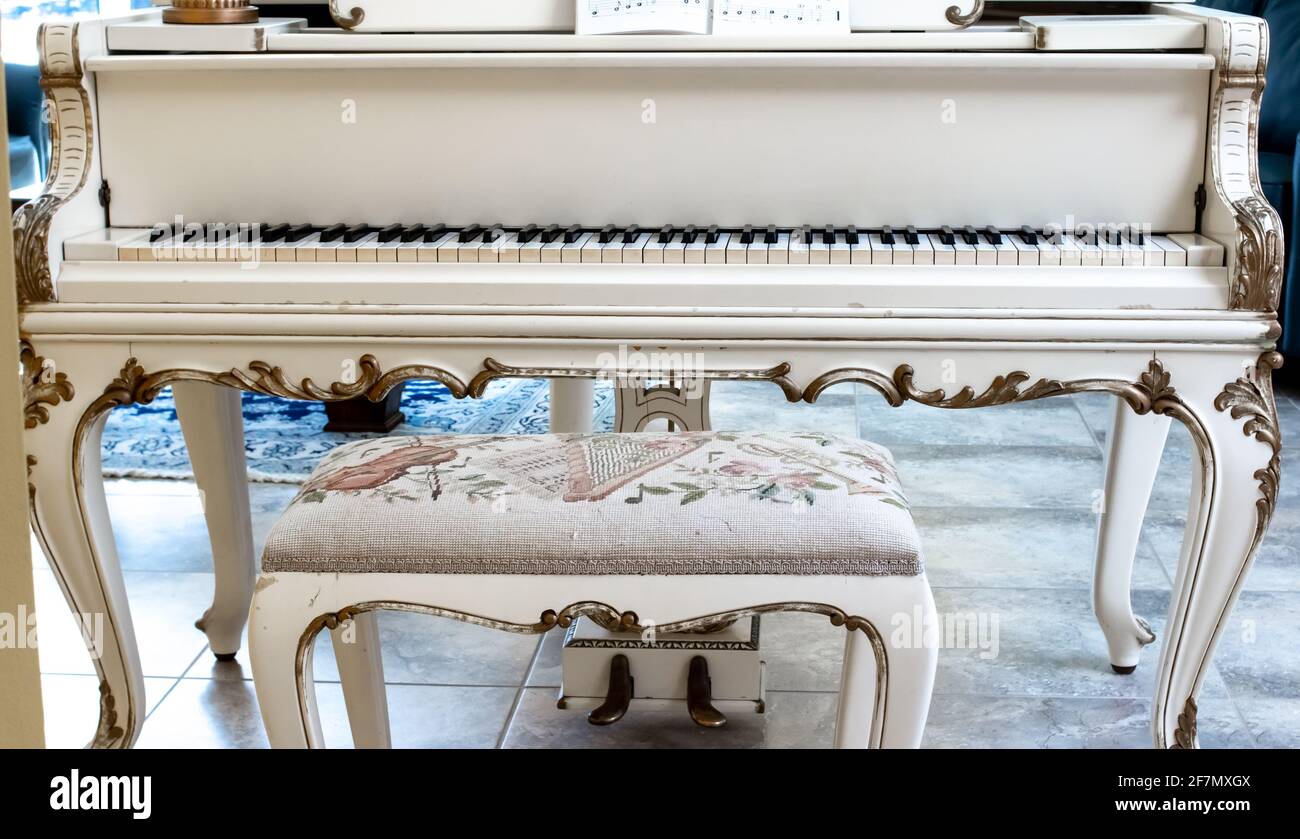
[331,611,391,748]
[1094,400,1168,673]
[173,381,255,660]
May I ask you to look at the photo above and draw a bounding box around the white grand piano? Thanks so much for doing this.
[15,0,1283,748]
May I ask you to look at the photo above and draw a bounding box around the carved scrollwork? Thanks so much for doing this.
[91,680,126,750]
[1231,196,1286,311]
[945,0,985,29]
[20,339,74,429]
[328,0,365,30]
[1214,352,1283,548]
[1169,698,1198,750]
[12,23,93,304]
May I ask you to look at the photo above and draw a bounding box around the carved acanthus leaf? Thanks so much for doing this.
[20,339,74,428]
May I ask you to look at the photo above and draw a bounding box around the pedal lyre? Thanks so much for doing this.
[587,654,633,726]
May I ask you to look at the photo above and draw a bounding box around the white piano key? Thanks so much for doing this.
[1139,236,1167,267]
[726,234,749,264]
[540,233,569,263]
[973,235,998,266]
[353,233,384,264]
[663,233,687,264]
[517,234,547,263]
[1150,235,1186,266]
[562,232,593,263]
[599,236,624,264]
[494,232,523,263]
[788,231,811,264]
[988,234,1018,266]
[476,234,510,263]
[65,228,151,261]
[949,238,975,266]
[1056,234,1082,266]
[621,232,652,264]
[1073,233,1103,267]
[642,234,668,264]
[1034,237,1061,266]
[867,234,892,265]
[581,233,607,263]
[705,232,729,264]
[1097,234,1123,267]
[398,239,423,263]
[830,234,852,265]
[890,238,913,265]
[810,234,831,265]
[910,233,934,265]
[849,236,872,265]
[290,233,322,263]
[929,235,956,266]
[374,239,402,264]
[1167,233,1224,267]
[1010,235,1039,266]
[685,235,708,264]
[747,236,770,265]
[768,232,791,265]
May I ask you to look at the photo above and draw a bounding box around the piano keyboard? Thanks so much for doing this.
[66,224,1226,268]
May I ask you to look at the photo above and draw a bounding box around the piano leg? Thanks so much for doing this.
[1150,357,1280,748]
[173,381,255,660]
[550,379,594,433]
[26,354,145,748]
[1093,400,1168,673]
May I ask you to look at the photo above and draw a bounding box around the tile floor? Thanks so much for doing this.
[33,381,1300,748]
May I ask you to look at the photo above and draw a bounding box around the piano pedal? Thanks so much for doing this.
[686,656,727,729]
[587,654,633,726]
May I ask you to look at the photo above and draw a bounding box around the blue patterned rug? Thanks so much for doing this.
[101,379,616,483]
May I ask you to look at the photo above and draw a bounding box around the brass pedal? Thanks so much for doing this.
[587,654,633,726]
[687,655,727,728]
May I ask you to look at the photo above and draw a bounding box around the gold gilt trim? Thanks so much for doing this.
[93,680,125,750]
[804,357,1181,418]
[1170,698,1198,750]
[468,358,801,401]
[20,339,74,429]
[12,23,93,304]
[1214,351,1284,547]
[1203,16,1285,311]
[296,601,888,748]
[328,0,365,29]
[945,0,985,29]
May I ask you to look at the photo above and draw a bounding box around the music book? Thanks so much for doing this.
[576,0,851,36]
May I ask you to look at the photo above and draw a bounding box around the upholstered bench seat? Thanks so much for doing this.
[261,431,921,577]
[250,430,937,750]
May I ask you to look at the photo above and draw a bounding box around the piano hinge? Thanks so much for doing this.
[98,180,111,224]
[1194,183,1207,232]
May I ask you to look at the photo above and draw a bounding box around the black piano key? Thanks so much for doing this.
[707,224,721,244]
[149,227,169,243]
[984,225,1003,245]
[765,225,778,245]
[880,225,895,245]
[621,224,641,245]
[261,223,290,243]
[904,225,919,245]
[961,225,979,245]
[377,223,405,243]
[516,224,540,244]
[798,225,812,244]
[681,224,699,244]
[344,224,374,244]
[482,225,504,243]
[541,224,563,244]
[822,225,836,245]
[1019,225,1038,245]
[740,224,755,245]
[658,225,675,244]
[400,224,427,243]
[845,225,859,245]
[1134,228,1145,246]
[598,224,618,244]
[319,223,347,243]
[285,223,316,243]
[458,224,484,243]
[564,224,584,244]
[422,223,448,243]
[938,225,956,246]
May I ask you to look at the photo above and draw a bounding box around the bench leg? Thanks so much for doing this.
[331,611,392,748]
[249,577,325,748]
[835,578,938,749]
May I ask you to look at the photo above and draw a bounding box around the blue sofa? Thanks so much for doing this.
[6,61,47,191]
[1201,0,1300,359]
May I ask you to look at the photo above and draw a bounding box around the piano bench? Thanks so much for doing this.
[248,430,938,749]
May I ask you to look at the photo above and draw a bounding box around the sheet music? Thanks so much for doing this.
[577,0,712,35]
[712,1,850,36]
